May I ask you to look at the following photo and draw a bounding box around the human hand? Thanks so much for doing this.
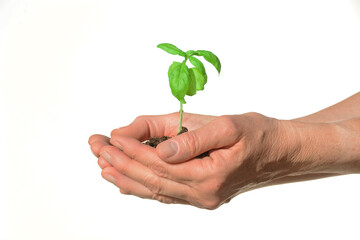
[93,112,306,209]
[89,113,216,205]
[88,130,339,202]
[89,93,360,209]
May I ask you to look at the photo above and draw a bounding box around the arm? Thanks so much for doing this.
[287,118,360,175]
[269,92,360,185]
[89,92,360,209]
[293,92,360,123]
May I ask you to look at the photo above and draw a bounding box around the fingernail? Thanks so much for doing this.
[103,173,116,185]
[100,151,112,164]
[159,140,178,159]
[113,139,123,150]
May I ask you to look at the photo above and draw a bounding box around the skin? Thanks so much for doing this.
[89,92,360,209]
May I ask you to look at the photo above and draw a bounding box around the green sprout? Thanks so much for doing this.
[157,43,221,134]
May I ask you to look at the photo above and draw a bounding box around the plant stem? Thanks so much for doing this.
[178,102,183,134]
[177,57,187,134]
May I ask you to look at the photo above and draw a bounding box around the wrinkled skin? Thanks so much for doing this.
[89,112,335,209]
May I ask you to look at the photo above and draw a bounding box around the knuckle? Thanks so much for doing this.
[217,115,239,138]
[202,197,221,210]
[244,111,263,118]
[152,194,174,204]
[125,149,136,160]
[181,131,201,156]
[150,161,168,178]
[243,112,270,126]
[143,174,162,194]
[117,158,131,175]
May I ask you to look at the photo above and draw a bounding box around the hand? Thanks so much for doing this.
[89,93,360,209]
[89,130,339,203]
[89,113,216,205]
[93,112,306,209]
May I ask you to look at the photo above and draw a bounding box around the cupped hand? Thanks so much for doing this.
[88,113,216,205]
[93,112,304,209]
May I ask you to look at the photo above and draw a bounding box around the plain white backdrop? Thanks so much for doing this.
[1,0,359,239]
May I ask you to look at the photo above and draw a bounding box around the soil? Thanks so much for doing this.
[144,126,209,158]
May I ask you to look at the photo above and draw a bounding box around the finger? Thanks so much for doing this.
[156,115,241,163]
[110,134,205,182]
[89,134,110,145]
[100,146,192,202]
[110,113,179,141]
[102,166,150,197]
[89,135,111,157]
[101,167,189,205]
[98,156,112,169]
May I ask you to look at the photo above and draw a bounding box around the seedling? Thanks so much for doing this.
[157,43,221,134]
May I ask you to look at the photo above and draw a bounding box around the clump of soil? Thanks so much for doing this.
[144,136,172,148]
[144,126,209,158]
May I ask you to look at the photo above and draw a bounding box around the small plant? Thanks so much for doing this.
[157,43,221,134]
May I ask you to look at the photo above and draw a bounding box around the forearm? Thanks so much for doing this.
[293,92,360,123]
[332,118,360,173]
[292,118,360,175]
[269,92,360,186]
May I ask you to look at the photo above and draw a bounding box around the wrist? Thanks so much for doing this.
[288,119,360,175]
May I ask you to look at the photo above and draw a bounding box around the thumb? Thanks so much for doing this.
[156,116,240,163]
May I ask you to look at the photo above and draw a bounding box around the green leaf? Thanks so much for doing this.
[186,69,197,96]
[168,61,181,78]
[189,68,206,91]
[168,61,190,104]
[189,56,207,84]
[195,50,221,74]
[158,43,186,57]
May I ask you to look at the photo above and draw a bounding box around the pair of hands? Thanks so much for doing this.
[89,112,307,209]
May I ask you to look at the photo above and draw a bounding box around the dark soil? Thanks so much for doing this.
[144,126,209,158]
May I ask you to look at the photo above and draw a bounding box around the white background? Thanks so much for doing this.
[1,0,360,239]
